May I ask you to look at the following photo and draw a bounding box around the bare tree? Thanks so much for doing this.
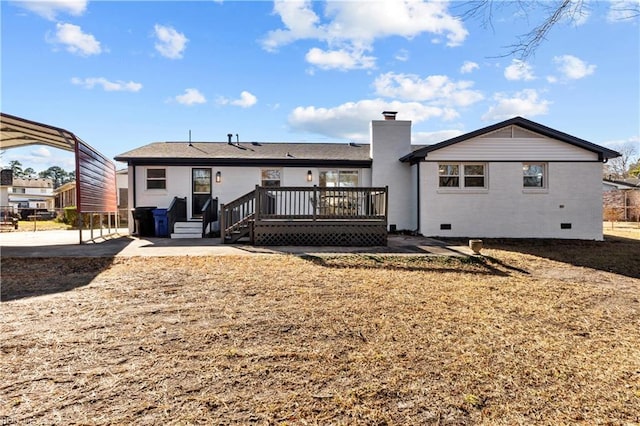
[457,1,639,59]
[604,141,639,179]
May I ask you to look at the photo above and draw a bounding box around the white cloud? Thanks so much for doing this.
[288,99,458,140]
[413,129,464,145]
[49,22,101,56]
[217,91,258,108]
[175,88,206,106]
[504,59,535,81]
[31,146,52,158]
[482,89,551,121]
[71,77,142,92]
[305,47,376,70]
[460,61,479,74]
[154,24,188,59]
[261,0,324,52]
[553,54,596,80]
[373,72,484,107]
[11,0,87,20]
[262,0,468,70]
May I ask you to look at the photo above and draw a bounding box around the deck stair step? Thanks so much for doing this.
[171,221,202,239]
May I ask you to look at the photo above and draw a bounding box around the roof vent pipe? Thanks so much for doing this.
[382,111,397,120]
[236,134,239,143]
[227,133,233,144]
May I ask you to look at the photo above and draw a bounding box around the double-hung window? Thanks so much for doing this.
[523,163,546,188]
[146,168,166,190]
[438,163,486,189]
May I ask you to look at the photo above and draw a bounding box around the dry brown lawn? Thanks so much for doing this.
[1,238,639,425]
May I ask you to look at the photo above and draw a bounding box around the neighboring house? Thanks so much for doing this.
[602,178,640,221]
[8,177,55,215]
[115,114,620,241]
[116,168,128,209]
[54,180,77,210]
[54,171,129,224]
[0,169,12,209]
[603,177,640,191]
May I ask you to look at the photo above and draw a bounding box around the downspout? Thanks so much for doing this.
[416,160,421,234]
[132,164,137,208]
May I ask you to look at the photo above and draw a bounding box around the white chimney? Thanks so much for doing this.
[370,112,414,231]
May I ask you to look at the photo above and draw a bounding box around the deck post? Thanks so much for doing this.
[255,185,261,220]
[312,185,317,222]
[384,185,389,228]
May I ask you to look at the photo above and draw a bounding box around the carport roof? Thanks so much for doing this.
[1,112,81,151]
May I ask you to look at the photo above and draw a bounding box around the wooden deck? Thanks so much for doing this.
[220,186,388,246]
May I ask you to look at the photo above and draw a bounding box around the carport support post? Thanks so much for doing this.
[78,212,83,244]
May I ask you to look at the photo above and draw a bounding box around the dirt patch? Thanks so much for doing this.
[1,253,639,425]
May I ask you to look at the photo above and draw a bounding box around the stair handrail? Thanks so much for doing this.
[167,196,187,235]
[201,196,219,238]
[220,188,256,242]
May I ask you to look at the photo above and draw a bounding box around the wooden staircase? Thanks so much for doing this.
[223,215,253,243]
[220,189,256,244]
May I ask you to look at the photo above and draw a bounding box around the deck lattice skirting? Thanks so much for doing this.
[253,220,388,246]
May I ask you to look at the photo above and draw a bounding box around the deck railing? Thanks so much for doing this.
[220,189,257,241]
[256,186,388,221]
[201,196,219,237]
[167,196,187,235]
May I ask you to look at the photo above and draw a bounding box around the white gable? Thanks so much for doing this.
[426,125,599,161]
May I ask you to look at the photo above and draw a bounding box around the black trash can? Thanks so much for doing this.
[132,206,157,237]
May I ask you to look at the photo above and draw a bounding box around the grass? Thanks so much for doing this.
[15,220,72,232]
[1,238,639,424]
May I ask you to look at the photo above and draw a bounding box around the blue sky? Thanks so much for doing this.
[1,0,639,173]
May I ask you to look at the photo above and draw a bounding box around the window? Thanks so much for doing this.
[464,165,485,187]
[319,170,358,187]
[261,169,281,187]
[438,163,486,188]
[523,163,546,188]
[438,164,459,187]
[146,168,166,189]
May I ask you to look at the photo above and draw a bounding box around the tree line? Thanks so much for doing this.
[5,160,75,189]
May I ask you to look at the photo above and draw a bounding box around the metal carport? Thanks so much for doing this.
[0,112,118,243]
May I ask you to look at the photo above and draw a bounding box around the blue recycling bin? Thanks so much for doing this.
[152,208,169,237]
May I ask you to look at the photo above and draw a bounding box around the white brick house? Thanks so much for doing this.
[115,114,620,241]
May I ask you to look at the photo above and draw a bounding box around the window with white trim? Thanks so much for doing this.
[146,168,166,190]
[523,163,546,188]
[319,170,358,187]
[261,169,281,187]
[438,163,486,188]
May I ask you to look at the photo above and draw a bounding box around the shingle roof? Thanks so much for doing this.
[114,141,372,167]
[400,116,621,163]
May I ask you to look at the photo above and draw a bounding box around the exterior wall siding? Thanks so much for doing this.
[419,161,604,240]
[130,165,372,230]
[425,135,599,162]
